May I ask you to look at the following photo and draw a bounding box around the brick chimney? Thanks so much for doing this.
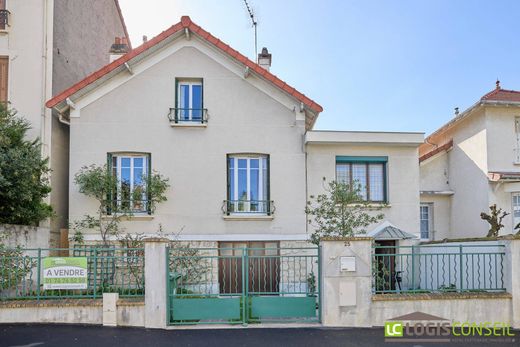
[257,47,272,71]
[109,37,130,63]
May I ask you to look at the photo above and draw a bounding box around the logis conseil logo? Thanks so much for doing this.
[384,321,403,337]
[384,311,516,343]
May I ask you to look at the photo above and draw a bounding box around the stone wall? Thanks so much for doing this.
[0,298,144,326]
[0,224,51,249]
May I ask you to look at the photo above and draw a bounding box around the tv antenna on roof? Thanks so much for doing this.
[243,0,258,62]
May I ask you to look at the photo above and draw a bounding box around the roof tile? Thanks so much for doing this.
[46,16,323,114]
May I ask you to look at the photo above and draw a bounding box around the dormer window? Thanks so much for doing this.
[169,78,207,124]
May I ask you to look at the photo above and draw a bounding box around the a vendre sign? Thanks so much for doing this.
[43,257,88,290]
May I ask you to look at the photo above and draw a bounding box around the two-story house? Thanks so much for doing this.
[0,0,130,243]
[46,16,423,254]
[419,81,520,239]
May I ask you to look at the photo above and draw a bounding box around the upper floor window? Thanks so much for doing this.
[226,154,271,214]
[108,153,150,214]
[335,156,387,203]
[172,78,205,123]
[0,0,9,31]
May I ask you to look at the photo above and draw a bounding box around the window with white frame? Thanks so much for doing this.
[335,157,387,202]
[227,155,270,214]
[176,79,203,122]
[512,193,520,231]
[109,153,150,214]
[420,203,433,239]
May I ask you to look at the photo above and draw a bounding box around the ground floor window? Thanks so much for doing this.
[108,153,150,214]
[420,203,433,240]
[227,155,270,214]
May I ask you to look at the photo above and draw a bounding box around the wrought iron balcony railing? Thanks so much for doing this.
[168,108,208,124]
[0,9,10,30]
[222,200,275,216]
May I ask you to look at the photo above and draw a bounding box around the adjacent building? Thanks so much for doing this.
[0,0,129,242]
[420,82,520,239]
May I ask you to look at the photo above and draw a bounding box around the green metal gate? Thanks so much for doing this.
[167,246,321,325]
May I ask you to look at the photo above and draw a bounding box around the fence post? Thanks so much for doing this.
[144,237,169,329]
[458,245,463,292]
[320,237,373,327]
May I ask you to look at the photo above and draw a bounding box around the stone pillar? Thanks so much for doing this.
[508,239,520,329]
[144,237,169,329]
[320,237,373,327]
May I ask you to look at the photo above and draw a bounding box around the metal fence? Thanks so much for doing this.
[0,247,144,300]
[372,244,506,294]
[168,246,320,325]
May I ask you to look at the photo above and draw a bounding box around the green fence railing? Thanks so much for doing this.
[372,244,506,294]
[0,247,144,301]
[168,246,320,325]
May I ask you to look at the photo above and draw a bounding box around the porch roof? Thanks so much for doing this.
[367,221,418,240]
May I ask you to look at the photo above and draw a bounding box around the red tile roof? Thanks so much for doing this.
[46,16,323,116]
[419,139,453,163]
[481,87,520,102]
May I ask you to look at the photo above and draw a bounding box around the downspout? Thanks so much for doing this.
[39,0,48,154]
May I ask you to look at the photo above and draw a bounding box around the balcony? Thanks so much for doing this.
[222,200,275,218]
[168,108,208,126]
[0,9,10,31]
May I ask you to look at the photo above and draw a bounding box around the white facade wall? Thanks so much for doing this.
[69,41,309,240]
[306,142,421,236]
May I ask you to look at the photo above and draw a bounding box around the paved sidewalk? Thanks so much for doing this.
[0,324,517,347]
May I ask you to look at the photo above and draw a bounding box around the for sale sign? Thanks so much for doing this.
[43,257,88,290]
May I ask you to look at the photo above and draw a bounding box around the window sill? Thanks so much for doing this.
[222,214,274,221]
[170,122,207,128]
[102,214,154,221]
[346,203,391,208]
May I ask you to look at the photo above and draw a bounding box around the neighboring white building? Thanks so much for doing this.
[0,0,129,242]
[46,16,423,249]
[419,82,520,240]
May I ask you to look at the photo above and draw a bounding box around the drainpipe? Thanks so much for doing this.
[40,0,54,156]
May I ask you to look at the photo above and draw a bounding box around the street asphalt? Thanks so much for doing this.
[0,324,518,347]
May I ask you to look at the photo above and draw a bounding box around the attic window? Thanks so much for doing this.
[169,78,207,124]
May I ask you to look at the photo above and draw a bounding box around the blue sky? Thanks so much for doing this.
[119,0,520,134]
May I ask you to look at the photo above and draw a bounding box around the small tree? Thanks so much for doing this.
[0,104,53,225]
[72,164,169,245]
[305,180,385,245]
[480,204,509,237]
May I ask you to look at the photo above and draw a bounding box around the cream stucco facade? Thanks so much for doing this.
[420,93,520,239]
[49,18,424,243]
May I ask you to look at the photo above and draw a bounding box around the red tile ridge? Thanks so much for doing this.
[46,16,323,114]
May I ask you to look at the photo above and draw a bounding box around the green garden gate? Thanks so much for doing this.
[167,245,321,325]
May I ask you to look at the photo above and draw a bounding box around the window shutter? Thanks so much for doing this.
[106,153,113,215]
[147,154,152,215]
[0,56,8,103]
